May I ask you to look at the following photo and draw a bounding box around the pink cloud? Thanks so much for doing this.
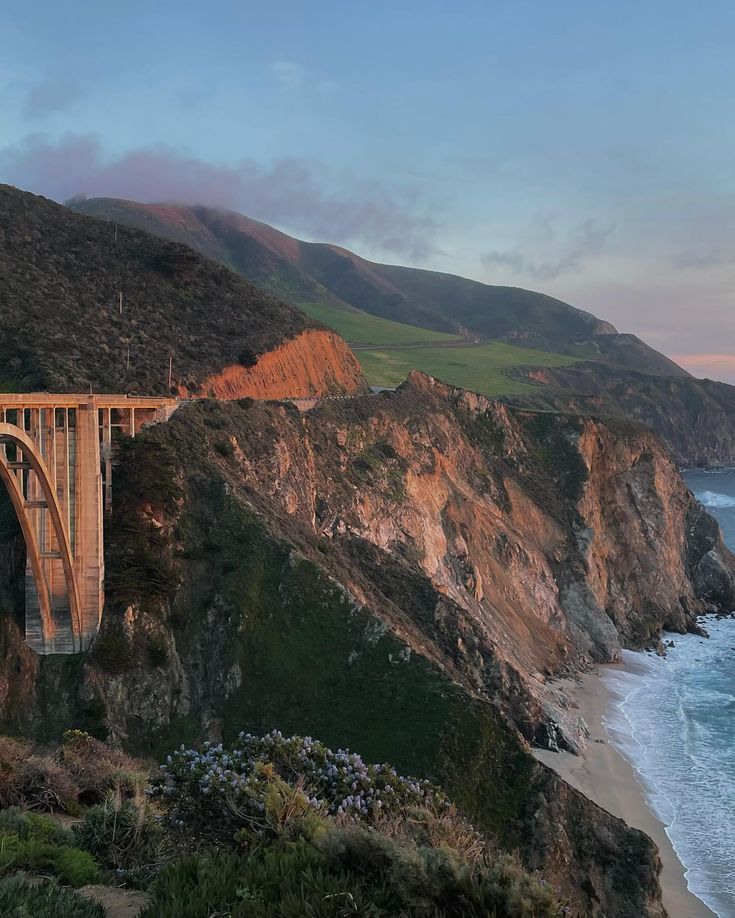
[0,134,437,259]
[671,354,735,384]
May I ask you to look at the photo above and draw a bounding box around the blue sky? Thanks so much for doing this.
[2,1,735,379]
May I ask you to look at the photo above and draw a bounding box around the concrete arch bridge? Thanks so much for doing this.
[0,395,178,654]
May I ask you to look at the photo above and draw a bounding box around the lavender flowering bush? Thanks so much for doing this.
[148,730,447,843]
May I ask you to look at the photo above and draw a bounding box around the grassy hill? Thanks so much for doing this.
[295,300,459,346]
[68,197,688,374]
[357,341,578,396]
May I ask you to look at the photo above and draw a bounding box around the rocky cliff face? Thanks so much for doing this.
[0,373,732,915]
[195,329,365,399]
[513,362,735,467]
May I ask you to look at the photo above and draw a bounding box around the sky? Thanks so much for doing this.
[2,0,734,381]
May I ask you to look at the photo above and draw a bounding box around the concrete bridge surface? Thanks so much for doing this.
[0,394,178,655]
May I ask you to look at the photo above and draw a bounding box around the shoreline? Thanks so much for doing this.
[534,662,714,918]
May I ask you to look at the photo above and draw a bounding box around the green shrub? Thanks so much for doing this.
[141,830,562,918]
[0,807,74,846]
[73,792,172,886]
[0,836,100,886]
[141,842,400,918]
[0,875,104,917]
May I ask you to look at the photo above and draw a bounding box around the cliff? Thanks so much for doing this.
[0,184,365,398]
[196,329,364,399]
[0,373,732,914]
[511,362,735,467]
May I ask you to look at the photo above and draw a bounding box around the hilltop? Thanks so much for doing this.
[0,185,364,398]
[69,197,683,371]
[68,196,735,466]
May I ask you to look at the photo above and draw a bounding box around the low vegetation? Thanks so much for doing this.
[0,729,564,917]
[0,184,316,393]
[0,876,104,917]
[356,341,578,396]
[296,300,461,346]
[0,731,150,814]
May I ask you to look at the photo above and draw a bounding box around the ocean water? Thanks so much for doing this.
[600,469,735,917]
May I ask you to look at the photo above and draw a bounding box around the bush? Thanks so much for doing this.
[0,807,74,846]
[0,836,100,886]
[17,755,81,814]
[149,731,447,844]
[0,733,152,816]
[59,730,149,804]
[73,791,172,886]
[0,876,104,917]
[140,829,562,918]
[141,842,400,918]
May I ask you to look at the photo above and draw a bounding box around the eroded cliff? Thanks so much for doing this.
[195,329,365,399]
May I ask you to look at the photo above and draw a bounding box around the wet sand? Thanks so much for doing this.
[534,663,714,918]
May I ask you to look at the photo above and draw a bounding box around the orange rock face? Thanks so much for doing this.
[196,330,366,400]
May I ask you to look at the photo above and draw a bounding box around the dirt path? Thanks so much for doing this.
[78,884,150,918]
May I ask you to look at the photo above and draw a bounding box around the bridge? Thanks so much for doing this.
[0,394,178,655]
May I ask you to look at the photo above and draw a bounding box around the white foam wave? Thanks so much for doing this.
[695,490,735,509]
[601,623,735,918]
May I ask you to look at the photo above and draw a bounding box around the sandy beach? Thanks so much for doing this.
[534,663,714,918]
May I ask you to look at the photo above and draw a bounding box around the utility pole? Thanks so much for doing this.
[126,344,130,373]
[113,223,118,243]
[119,291,123,316]
[168,355,173,390]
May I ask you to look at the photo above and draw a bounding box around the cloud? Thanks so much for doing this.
[670,353,735,384]
[0,133,438,258]
[481,218,615,282]
[23,77,84,119]
[271,60,305,90]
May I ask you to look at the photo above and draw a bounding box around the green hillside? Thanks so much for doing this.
[357,341,579,396]
[295,300,461,346]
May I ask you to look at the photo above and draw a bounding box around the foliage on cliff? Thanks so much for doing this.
[0,732,563,917]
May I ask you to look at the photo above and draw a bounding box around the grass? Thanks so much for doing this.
[295,300,461,346]
[356,341,579,396]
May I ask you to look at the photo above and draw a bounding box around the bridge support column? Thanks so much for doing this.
[75,403,105,650]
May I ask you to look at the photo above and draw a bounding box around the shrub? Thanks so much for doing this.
[140,830,562,918]
[0,733,152,816]
[0,836,100,886]
[17,755,81,813]
[73,790,172,886]
[140,842,400,918]
[59,730,150,804]
[0,738,31,808]
[0,807,74,846]
[0,876,104,917]
[148,731,447,844]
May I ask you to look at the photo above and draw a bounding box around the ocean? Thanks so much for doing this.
[601,470,735,917]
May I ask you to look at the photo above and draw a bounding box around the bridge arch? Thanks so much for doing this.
[0,422,82,653]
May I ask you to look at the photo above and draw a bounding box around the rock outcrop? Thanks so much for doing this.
[196,329,365,399]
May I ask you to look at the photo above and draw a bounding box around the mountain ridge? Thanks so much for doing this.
[68,196,687,378]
